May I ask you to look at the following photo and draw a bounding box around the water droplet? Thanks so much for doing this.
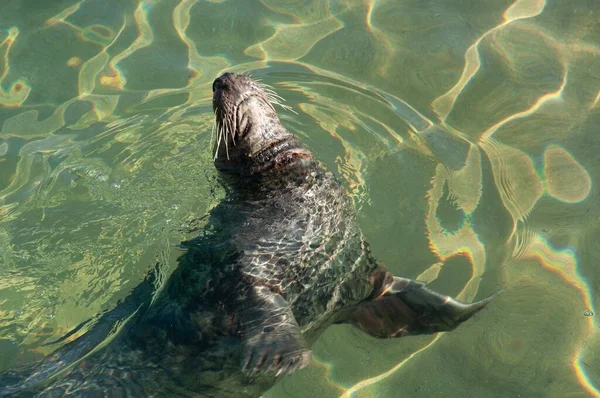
[583,309,593,317]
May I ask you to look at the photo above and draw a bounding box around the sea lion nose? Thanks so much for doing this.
[213,73,232,92]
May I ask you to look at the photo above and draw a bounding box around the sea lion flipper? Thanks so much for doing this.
[346,276,495,338]
[240,286,311,377]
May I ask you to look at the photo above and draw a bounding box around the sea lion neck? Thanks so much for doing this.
[211,72,312,177]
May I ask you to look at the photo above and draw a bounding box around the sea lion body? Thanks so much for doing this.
[0,73,493,397]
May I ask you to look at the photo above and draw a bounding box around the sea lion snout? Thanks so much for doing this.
[212,72,253,101]
[212,72,233,93]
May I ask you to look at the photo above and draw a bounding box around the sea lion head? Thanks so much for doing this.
[212,72,310,175]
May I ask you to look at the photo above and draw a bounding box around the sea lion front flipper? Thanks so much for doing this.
[239,286,311,377]
[345,276,495,338]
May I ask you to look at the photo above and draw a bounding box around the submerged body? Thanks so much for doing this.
[0,73,492,397]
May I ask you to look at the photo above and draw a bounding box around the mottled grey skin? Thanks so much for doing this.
[0,73,493,397]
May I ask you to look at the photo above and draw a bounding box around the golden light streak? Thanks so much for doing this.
[173,0,202,84]
[523,234,599,395]
[425,147,485,302]
[245,0,344,62]
[309,357,350,396]
[480,70,567,141]
[78,22,127,95]
[523,234,595,329]
[416,262,444,284]
[432,0,547,120]
[100,1,155,90]
[298,103,367,200]
[574,352,600,398]
[0,27,31,107]
[67,57,82,67]
[340,335,442,397]
[591,91,600,109]
[45,2,83,25]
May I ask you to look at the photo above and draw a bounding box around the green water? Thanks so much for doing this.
[0,0,598,396]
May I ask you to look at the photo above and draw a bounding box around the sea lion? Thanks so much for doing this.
[0,72,493,397]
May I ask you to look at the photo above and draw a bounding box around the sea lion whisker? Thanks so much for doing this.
[257,87,296,114]
[210,119,216,156]
[264,89,286,102]
[224,122,230,160]
[257,83,275,95]
[260,96,277,113]
[271,101,296,114]
[267,94,287,106]
[270,100,297,115]
[264,92,283,105]
[229,112,237,146]
[213,124,219,160]
[221,122,227,156]
[267,99,285,113]
[229,115,235,144]
[271,95,287,103]
[265,93,278,104]
[214,121,224,160]
[258,82,274,91]
[228,121,235,147]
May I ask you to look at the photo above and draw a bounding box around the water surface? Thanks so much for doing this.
[0,0,598,397]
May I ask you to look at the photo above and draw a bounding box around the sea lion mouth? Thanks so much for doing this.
[211,72,300,173]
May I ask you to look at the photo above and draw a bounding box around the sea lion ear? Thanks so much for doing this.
[341,276,496,338]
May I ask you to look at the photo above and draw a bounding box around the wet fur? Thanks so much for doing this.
[0,73,492,397]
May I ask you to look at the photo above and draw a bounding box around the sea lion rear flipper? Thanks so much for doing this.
[345,276,495,338]
[239,286,311,377]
